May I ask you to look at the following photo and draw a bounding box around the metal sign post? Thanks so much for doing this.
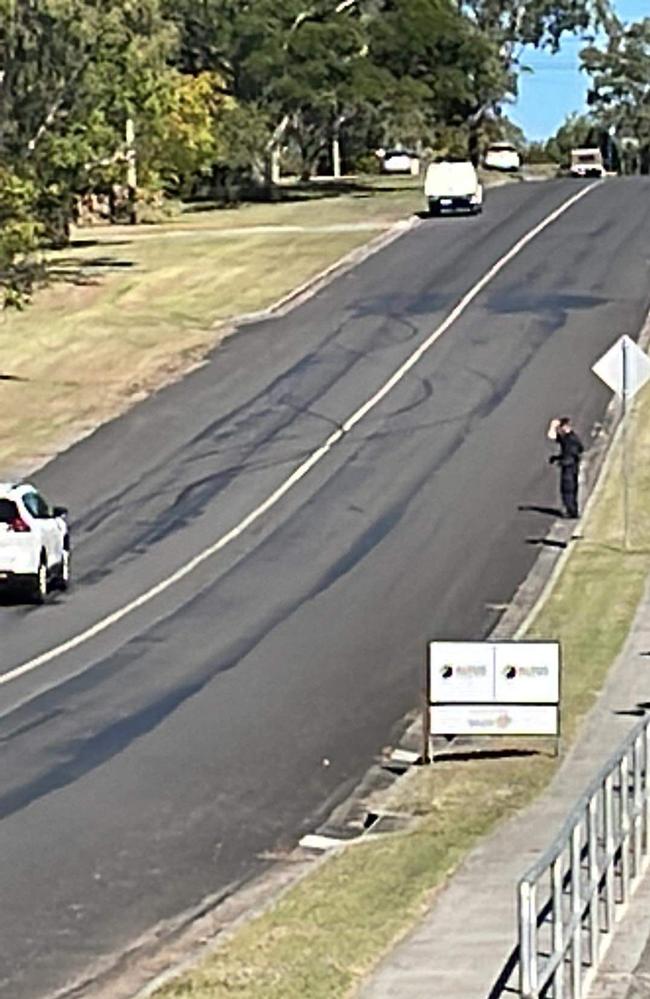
[622,336,630,548]
[592,334,650,550]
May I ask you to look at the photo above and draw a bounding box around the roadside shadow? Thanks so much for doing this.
[432,747,540,764]
[0,590,32,608]
[613,700,650,718]
[0,589,67,608]
[68,238,133,249]
[518,504,564,518]
[416,211,474,222]
[526,537,568,550]
[182,179,398,211]
[486,942,520,998]
[46,254,136,288]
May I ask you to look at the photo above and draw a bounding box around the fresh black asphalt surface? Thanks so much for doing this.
[1,178,650,998]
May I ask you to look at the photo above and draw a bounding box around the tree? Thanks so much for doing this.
[366,0,508,157]
[457,0,613,161]
[582,18,650,173]
[545,113,595,164]
[0,168,41,308]
[0,0,176,236]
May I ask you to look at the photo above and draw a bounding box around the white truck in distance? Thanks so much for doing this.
[570,148,606,178]
[424,159,483,216]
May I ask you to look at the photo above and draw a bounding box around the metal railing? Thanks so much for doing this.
[518,716,650,998]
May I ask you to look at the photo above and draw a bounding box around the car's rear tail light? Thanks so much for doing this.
[9,516,31,533]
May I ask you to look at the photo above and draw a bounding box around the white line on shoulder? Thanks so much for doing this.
[1,181,601,688]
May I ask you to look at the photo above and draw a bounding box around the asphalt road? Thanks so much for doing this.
[1,177,650,999]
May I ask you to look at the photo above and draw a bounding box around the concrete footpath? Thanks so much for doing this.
[359,576,650,999]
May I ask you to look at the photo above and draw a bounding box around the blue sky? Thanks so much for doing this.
[511,0,648,140]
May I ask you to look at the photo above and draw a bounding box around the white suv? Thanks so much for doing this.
[0,482,70,602]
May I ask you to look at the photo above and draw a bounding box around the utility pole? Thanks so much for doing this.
[125,117,137,225]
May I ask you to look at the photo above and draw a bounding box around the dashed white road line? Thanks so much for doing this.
[1,181,601,690]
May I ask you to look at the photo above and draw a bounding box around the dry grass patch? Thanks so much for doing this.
[0,179,422,476]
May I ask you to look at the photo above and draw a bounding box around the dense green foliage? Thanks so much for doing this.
[582,17,650,173]
[0,0,618,303]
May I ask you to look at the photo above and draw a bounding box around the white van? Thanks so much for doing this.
[424,159,483,216]
[484,142,521,172]
[570,148,605,178]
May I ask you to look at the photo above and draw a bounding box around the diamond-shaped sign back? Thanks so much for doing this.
[592,334,650,399]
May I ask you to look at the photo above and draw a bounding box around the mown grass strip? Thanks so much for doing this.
[151,387,650,998]
[0,179,422,475]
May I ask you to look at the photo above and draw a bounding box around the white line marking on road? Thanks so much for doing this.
[1,181,601,689]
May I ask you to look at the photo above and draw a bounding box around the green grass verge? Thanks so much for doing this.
[151,388,650,998]
[0,177,422,475]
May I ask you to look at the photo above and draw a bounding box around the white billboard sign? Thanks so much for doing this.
[430,704,558,737]
[429,641,494,703]
[426,640,560,745]
[493,642,560,704]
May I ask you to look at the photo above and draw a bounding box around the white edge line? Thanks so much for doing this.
[1,181,602,689]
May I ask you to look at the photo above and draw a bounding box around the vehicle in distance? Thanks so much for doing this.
[381,149,420,175]
[484,142,521,172]
[0,482,70,602]
[570,148,606,178]
[424,159,483,216]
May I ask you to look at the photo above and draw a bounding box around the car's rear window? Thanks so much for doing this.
[0,499,19,523]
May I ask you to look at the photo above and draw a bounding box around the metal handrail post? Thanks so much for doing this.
[588,795,600,969]
[620,756,631,902]
[552,858,564,997]
[645,725,650,855]
[634,734,643,878]
[604,771,615,931]
[571,822,583,998]
[519,880,537,997]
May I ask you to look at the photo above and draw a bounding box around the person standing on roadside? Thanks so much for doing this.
[547,416,584,519]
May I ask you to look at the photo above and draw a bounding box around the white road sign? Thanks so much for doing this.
[430,704,558,737]
[592,335,650,399]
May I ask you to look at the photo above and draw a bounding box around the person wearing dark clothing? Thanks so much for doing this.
[549,417,584,518]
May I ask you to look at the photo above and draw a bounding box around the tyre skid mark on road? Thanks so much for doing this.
[0,181,602,689]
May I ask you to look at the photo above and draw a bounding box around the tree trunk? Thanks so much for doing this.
[468,122,481,167]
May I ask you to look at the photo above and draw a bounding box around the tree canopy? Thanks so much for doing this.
[0,0,617,303]
[582,17,650,172]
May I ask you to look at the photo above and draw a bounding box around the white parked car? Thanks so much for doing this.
[0,482,70,602]
[381,149,420,175]
[484,143,521,172]
[424,159,483,215]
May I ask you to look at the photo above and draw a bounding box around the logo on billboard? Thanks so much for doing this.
[439,663,486,679]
